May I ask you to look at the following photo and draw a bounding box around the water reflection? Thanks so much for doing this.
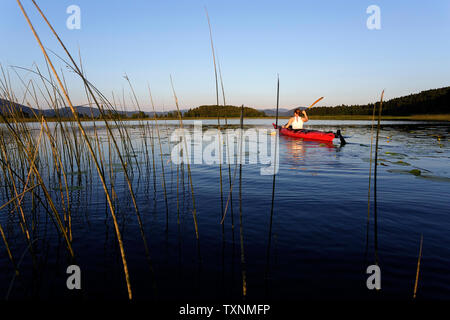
[1,120,449,300]
[282,136,336,165]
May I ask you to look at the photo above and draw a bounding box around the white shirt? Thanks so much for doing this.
[292,115,304,129]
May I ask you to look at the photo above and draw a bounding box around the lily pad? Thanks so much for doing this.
[387,169,421,176]
[393,160,411,166]
[417,175,450,183]
[385,151,407,159]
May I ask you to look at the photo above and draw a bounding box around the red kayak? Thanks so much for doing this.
[272,123,346,144]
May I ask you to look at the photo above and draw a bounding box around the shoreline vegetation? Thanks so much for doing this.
[298,114,450,121]
[1,114,450,123]
[1,85,449,123]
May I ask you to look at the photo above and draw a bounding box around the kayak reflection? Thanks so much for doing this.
[281,135,335,166]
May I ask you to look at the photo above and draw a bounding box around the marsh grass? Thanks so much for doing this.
[413,234,424,299]
[170,75,199,239]
[205,8,226,229]
[17,0,134,298]
[148,84,169,229]
[0,0,197,300]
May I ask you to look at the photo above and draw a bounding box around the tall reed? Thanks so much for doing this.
[148,85,169,225]
[205,8,225,223]
[170,75,199,239]
[266,76,280,294]
[365,94,378,260]
[413,234,424,299]
[373,90,384,265]
[239,105,247,297]
[17,0,133,299]
[217,62,234,229]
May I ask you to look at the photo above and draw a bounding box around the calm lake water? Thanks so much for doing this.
[0,118,449,300]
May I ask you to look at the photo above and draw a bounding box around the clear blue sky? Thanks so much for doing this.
[1,0,449,111]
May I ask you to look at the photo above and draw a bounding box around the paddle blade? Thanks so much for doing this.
[307,96,324,109]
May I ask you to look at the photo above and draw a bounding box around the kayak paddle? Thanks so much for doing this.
[305,96,324,109]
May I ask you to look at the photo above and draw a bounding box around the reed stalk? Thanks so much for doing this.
[42,117,72,241]
[170,75,199,239]
[17,0,132,298]
[365,95,378,260]
[0,183,41,275]
[266,76,280,291]
[148,85,169,225]
[217,62,234,229]
[238,105,247,297]
[373,90,384,265]
[205,7,225,222]
[413,234,424,299]
[31,2,145,232]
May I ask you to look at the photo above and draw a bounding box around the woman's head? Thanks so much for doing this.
[294,108,305,117]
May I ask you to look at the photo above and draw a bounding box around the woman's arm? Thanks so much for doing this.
[302,111,309,122]
[283,117,293,128]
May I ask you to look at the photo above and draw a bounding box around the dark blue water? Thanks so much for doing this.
[0,119,449,300]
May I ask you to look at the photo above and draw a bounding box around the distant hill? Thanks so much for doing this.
[0,99,107,118]
[2,86,449,119]
[0,99,36,117]
[184,105,266,118]
[0,99,187,119]
[261,108,291,116]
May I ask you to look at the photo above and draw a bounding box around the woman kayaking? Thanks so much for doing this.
[272,97,346,144]
[283,108,308,130]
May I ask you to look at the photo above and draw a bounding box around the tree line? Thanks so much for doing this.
[3,86,449,120]
[184,105,266,118]
[307,87,450,116]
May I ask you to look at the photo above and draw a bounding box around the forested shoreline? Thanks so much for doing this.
[1,86,448,120]
[308,87,449,116]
